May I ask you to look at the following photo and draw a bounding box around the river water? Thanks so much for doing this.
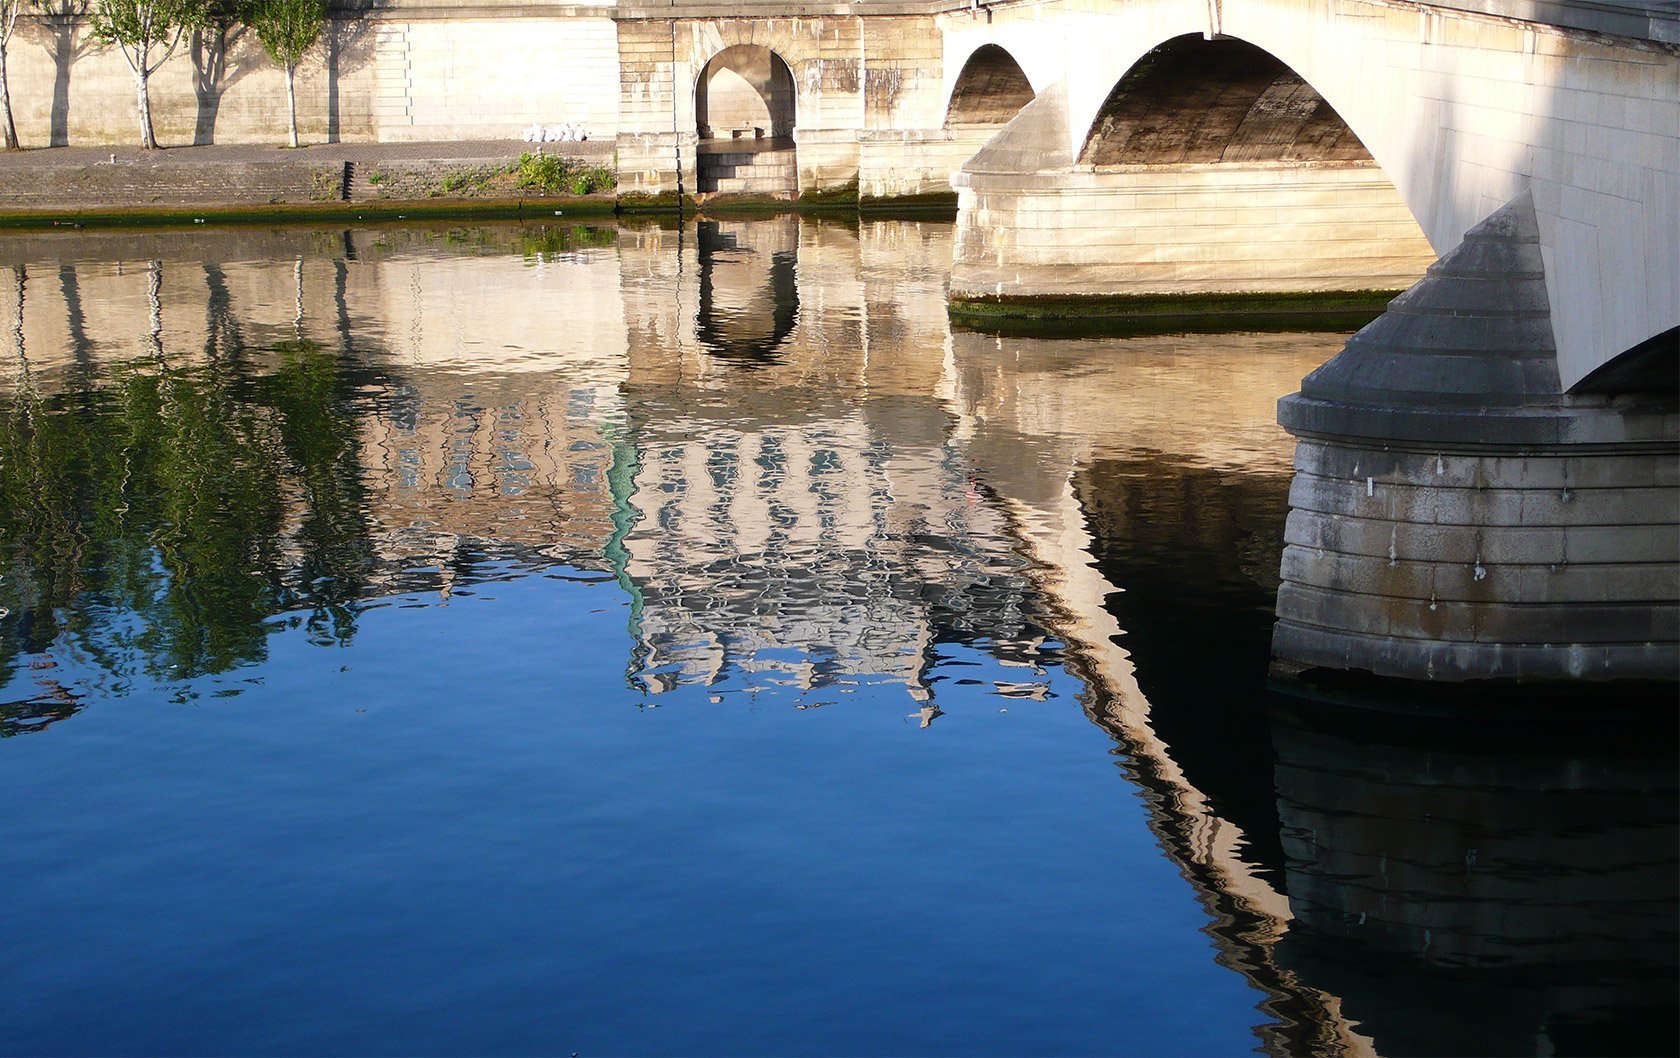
[0,217,1673,1057]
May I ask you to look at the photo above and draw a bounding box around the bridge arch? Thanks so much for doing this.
[696,45,796,141]
[955,27,1436,308]
[1056,19,1438,252]
[945,44,1035,128]
[1077,35,1374,168]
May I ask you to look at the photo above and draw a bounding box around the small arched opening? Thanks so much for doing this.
[945,44,1035,128]
[696,46,799,198]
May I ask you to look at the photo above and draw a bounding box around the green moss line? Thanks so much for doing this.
[0,196,620,231]
[948,289,1400,337]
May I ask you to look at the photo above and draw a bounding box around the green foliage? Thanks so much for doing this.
[515,151,569,193]
[245,0,323,68]
[520,223,618,260]
[87,0,208,63]
[516,152,616,196]
[569,166,616,195]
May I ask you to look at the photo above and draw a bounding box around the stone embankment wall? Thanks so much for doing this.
[0,143,614,211]
[954,161,1437,298]
[0,159,345,208]
[1,5,621,148]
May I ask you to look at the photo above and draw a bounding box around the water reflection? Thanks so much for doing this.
[0,220,1672,1057]
[695,217,801,364]
[1272,701,1679,1056]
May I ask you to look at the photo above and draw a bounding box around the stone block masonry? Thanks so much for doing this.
[1273,194,1678,683]
[0,142,615,213]
[0,158,345,209]
[1,6,622,148]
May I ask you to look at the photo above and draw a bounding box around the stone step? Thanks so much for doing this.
[701,175,798,195]
[721,162,796,179]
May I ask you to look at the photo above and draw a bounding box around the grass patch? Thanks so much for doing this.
[516,153,616,195]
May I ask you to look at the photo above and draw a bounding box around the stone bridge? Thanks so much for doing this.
[613,0,1675,391]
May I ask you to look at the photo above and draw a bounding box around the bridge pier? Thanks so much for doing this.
[1273,194,1678,683]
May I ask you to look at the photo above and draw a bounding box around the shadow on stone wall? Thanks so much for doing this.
[32,0,88,147]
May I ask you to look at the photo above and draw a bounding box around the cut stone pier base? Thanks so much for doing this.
[1274,192,1678,682]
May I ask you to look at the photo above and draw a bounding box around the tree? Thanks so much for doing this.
[0,0,32,150]
[88,0,206,149]
[247,0,321,148]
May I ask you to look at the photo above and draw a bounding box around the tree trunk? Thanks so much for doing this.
[285,62,298,148]
[1,42,18,150]
[135,61,157,150]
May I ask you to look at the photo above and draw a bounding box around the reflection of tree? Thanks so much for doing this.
[0,324,374,719]
[263,337,373,645]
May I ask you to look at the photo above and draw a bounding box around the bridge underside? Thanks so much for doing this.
[951,36,1437,306]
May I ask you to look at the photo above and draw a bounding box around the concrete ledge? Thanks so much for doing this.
[1279,392,1680,447]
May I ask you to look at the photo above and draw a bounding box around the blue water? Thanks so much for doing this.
[0,218,1672,1057]
[2,570,1257,1055]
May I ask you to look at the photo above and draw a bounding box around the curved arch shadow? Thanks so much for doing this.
[1079,34,1371,166]
[946,43,1035,127]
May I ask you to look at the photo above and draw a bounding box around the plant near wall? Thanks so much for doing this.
[88,0,209,148]
[0,0,34,149]
[246,0,323,148]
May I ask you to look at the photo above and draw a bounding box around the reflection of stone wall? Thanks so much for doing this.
[622,411,1032,695]
[946,328,1342,508]
[0,225,633,579]
[1272,704,1680,1056]
[615,215,1046,696]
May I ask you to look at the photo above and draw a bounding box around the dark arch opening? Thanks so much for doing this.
[1571,326,1679,395]
[945,44,1035,127]
[696,45,796,141]
[1080,35,1371,165]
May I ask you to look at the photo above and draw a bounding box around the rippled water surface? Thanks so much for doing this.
[0,218,1673,1057]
